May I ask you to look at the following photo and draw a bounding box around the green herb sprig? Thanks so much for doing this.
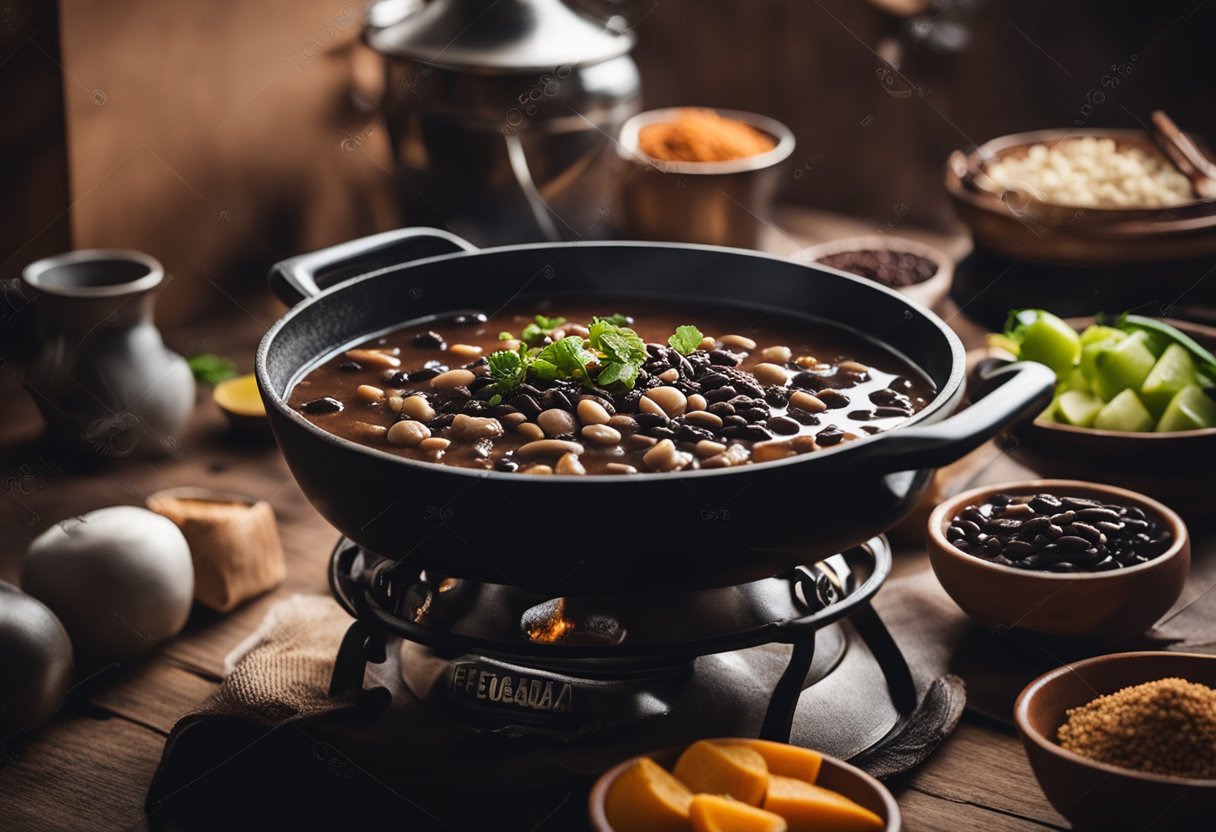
[482,314,702,401]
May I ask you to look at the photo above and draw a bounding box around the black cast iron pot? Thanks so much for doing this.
[257,228,1055,596]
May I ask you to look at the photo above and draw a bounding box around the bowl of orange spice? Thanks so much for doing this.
[618,107,795,248]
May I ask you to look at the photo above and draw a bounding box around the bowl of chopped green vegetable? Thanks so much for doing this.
[992,309,1216,519]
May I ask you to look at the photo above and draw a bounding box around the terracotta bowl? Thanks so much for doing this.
[588,740,900,832]
[1015,651,1216,829]
[1007,317,1216,521]
[791,235,954,311]
[927,479,1190,640]
[945,127,1216,266]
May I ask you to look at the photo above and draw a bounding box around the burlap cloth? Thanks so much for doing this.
[144,541,1216,831]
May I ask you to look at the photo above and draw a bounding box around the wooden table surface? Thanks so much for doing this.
[0,213,1075,831]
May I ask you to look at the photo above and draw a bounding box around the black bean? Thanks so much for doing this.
[1028,494,1062,513]
[413,330,446,349]
[676,423,715,442]
[1057,535,1090,552]
[1076,507,1120,523]
[635,412,669,429]
[338,360,362,372]
[301,396,343,414]
[817,390,851,409]
[431,414,455,429]
[738,407,770,423]
[648,426,677,439]
[1096,520,1126,534]
[739,424,773,441]
[424,360,449,371]
[816,426,845,446]
[451,313,487,326]
[704,386,738,403]
[462,400,490,415]
[874,405,911,418]
[785,407,820,426]
[645,343,668,359]
[1021,516,1052,536]
[869,388,898,405]
[957,519,982,539]
[1061,497,1101,511]
[1004,540,1035,559]
[723,415,747,427]
[495,458,519,473]
[700,373,731,390]
[1049,511,1077,526]
[708,349,743,366]
[408,367,441,382]
[542,389,572,410]
[1070,522,1103,543]
[791,372,824,390]
[509,394,542,419]
[946,526,966,542]
[708,402,736,417]
[767,416,800,435]
[764,388,790,408]
[847,410,875,421]
[888,376,914,392]
[962,506,987,525]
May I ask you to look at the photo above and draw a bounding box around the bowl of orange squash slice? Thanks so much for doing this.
[589,738,900,832]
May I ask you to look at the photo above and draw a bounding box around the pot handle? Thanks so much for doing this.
[853,360,1056,473]
[268,227,478,307]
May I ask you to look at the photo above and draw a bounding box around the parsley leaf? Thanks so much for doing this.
[521,322,546,347]
[534,336,596,385]
[487,347,527,392]
[589,317,648,391]
[668,325,704,356]
[498,331,514,340]
[601,313,633,327]
[534,314,566,330]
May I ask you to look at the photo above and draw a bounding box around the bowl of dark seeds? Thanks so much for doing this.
[927,479,1189,640]
[792,235,953,311]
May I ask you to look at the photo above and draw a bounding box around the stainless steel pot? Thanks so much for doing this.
[366,0,641,245]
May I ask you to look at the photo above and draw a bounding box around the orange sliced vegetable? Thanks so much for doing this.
[674,740,769,806]
[690,794,789,832]
[763,775,884,832]
[605,756,694,832]
[726,739,823,783]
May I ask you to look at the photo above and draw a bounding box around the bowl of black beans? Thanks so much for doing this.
[927,479,1189,640]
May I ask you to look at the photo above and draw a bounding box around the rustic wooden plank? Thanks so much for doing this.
[0,715,162,831]
[903,720,1068,829]
[88,661,218,735]
[896,785,1062,832]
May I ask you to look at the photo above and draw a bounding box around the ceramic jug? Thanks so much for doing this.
[17,250,194,458]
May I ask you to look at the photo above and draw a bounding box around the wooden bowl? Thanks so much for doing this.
[791,235,954,311]
[927,479,1190,640]
[1014,651,1216,828]
[588,740,900,832]
[945,127,1216,266]
[1007,317,1216,521]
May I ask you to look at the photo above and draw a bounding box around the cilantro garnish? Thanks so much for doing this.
[589,317,648,391]
[668,325,704,356]
[478,312,676,397]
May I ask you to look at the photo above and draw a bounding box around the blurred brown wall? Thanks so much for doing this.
[3,1,1214,325]
[55,0,400,324]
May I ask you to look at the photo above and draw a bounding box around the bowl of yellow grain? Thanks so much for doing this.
[589,737,899,832]
[1015,651,1216,830]
[617,108,795,249]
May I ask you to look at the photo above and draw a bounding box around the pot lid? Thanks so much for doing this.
[365,0,635,71]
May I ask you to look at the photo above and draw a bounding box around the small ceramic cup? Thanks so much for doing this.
[617,108,795,248]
